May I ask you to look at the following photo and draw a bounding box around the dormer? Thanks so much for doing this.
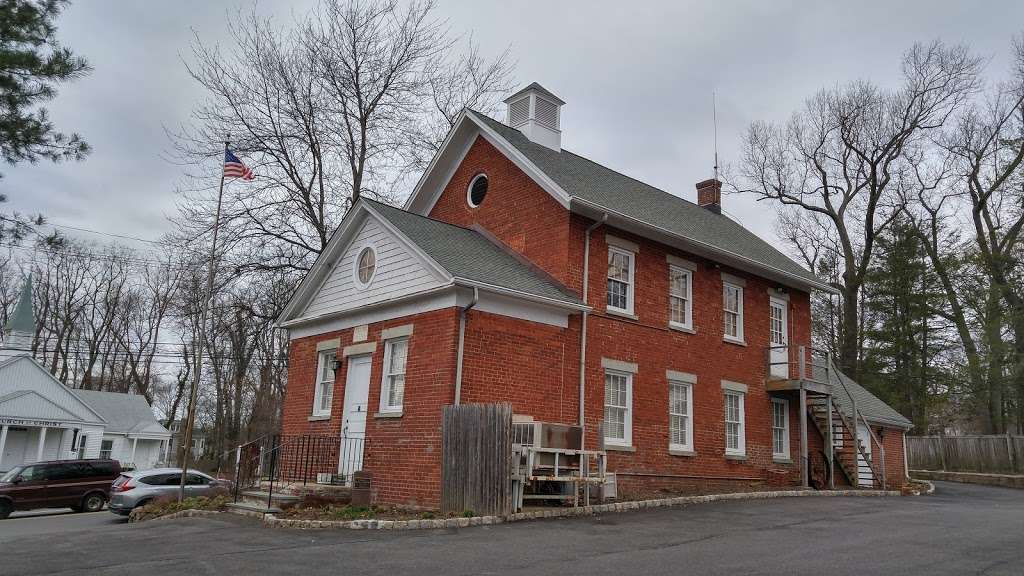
[504,82,564,152]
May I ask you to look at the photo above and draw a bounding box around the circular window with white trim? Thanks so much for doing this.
[466,173,489,208]
[354,246,377,288]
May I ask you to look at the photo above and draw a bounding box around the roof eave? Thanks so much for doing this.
[570,197,837,295]
[452,278,589,312]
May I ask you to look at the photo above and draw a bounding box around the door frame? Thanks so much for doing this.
[337,354,372,480]
[768,296,789,379]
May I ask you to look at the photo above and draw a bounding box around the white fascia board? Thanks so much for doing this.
[276,201,454,327]
[405,110,572,216]
[570,198,837,295]
[452,277,589,313]
[276,203,372,326]
[284,284,458,339]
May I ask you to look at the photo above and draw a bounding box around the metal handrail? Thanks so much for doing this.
[828,361,887,490]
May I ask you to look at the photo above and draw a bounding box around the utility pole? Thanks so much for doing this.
[178,139,228,502]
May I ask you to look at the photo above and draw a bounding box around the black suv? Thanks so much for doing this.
[0,459,121,519]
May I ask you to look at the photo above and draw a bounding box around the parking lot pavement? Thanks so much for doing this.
[0,508,127,541]
[2,481,1022,576]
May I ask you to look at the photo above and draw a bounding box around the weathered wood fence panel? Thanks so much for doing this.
[441,403,512,516]
[907,435,1023,474]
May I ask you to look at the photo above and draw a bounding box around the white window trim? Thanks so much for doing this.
[603,369,633,447]
[607,246,635,315]
[352,244,378,290]
[723,281,745,343]
[724,390,746,456]
[772,398,790,459]
[378,337,408,414]
[668,265,693,330]
[466,173,488,208]
[668,379,694,452]
[312,350,336,417]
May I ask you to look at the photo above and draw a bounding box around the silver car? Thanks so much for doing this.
[107,468,227,515]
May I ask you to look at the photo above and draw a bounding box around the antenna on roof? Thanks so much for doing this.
[712,89,720,182]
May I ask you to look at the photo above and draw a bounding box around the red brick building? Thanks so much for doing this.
[277,83,912,507]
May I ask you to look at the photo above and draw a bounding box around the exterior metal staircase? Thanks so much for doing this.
[767,345,886,490]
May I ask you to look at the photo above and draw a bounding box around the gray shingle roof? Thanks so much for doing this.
[74,390,171,436]
[472,112,824,288]
[504,82,565,105]
[366,199,584,307]
[829,370,912,429]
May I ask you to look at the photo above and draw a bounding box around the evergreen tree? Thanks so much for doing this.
[0,0,89,241]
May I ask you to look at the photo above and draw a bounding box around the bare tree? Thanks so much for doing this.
[734,40,982,377]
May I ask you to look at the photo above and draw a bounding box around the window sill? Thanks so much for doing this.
[723,337,747,347]
[669,448,696,457]
[772,457,794,464]
[669,324,696,334]
[374,411,403,419]
[604,444,636,453]
[724,453,748,461]
[605,308,639,321]
[307,415,331,422]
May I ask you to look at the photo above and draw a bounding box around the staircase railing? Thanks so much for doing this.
[232,433,343,509]
[827,358,887,490]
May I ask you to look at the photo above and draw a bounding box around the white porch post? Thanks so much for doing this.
[36,426,47,462]
[130,437,138,465]
[0,425,8,470]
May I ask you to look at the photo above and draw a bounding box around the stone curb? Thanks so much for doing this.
[260,489,900,531]
[132,508,223,523]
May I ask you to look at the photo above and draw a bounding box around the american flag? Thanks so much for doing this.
[224,148,254,180]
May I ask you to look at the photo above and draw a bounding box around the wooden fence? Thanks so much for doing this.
[906,435,1024,474]
[441,403,513,516]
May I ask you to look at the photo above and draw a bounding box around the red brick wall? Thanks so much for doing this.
[459,310,581,425]
[871,426,907,489]
[282,308,460,507]
[578,224,813,489]
[428,136,578,290]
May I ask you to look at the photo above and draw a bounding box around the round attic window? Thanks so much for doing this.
[467,173,488,208]
[355,246,376,287]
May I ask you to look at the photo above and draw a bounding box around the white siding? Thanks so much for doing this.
[0,356,104,424]
[303,217,445,318]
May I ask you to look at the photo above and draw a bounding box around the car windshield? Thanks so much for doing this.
[0,466,23,482]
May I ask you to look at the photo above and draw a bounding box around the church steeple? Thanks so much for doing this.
[3,275,35,353]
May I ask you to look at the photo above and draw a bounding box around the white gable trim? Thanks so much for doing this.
[277,202,452,326]
[0,355,106,425]
[404,110,572,216]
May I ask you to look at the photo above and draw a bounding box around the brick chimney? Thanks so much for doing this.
[696,178,722,214]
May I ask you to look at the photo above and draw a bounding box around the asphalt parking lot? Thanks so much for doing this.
[1,481,1021,575]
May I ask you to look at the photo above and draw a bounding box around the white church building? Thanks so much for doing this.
[0,277,171,472]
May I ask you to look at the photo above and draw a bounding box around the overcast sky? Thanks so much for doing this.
[5,0,1023,253]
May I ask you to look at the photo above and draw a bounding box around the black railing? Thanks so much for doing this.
[232,433,367,508]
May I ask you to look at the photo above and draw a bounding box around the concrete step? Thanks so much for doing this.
[239,490,301,503]
[226,501,282,517]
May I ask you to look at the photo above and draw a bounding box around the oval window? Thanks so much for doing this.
[355,247,376,286]
[467,174,488,207]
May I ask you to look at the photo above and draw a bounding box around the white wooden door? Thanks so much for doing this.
[769,298,789,379]
[338,355,371,481]
[856,422,874,486]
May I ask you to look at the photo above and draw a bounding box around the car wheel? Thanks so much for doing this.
[81,493,105,513]
[0,501,11,520]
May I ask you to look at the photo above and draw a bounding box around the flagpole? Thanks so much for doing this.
[178,139,229,502]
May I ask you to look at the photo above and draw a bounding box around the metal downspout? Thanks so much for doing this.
[454,287,479,405]
[579,214,608,429]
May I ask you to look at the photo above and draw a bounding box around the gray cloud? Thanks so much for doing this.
[5,0,1022,251]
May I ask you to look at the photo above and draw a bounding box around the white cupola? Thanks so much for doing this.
[504,82,564,152]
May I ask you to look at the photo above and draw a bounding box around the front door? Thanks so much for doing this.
[769,297,789,379]
[338,355,371,482]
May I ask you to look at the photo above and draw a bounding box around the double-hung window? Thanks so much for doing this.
[724,390,746,456]
[604,370,632,446]
[607,247,635,315]
[723,282,744,342]
[668,380,693,451]
[669,265,692,329]
[99,439,113,460]
[312,350,336,417]
[379,338,408,413]
[772,398,789,459]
